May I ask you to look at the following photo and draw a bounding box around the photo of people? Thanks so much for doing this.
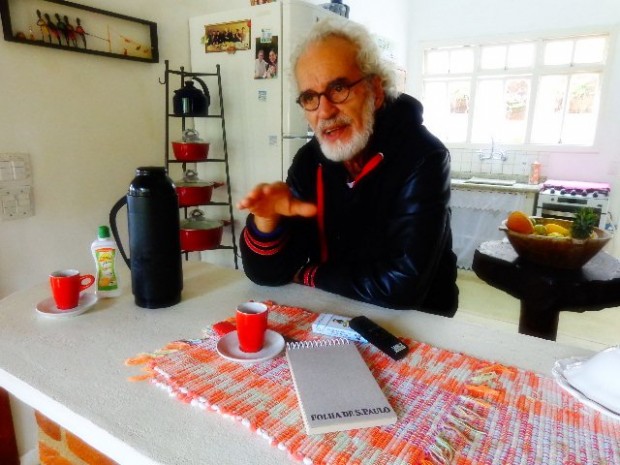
[254,36,278,79]
[203,20,251,53]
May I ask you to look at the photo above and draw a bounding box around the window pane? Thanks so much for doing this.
[562,73,599,144]
[574,36,606,64]
[450,48,474,73]
[503,78,530,143]
[426,50,449,74]
[568,73,597,114]
[481,45,506,69]
[423,81,449,139]
[449,81,470,114]
[472,78,528,144]
[447,81,470,141]
[531,75,567,144]
[423,80,470,143]
[507,43,535,68]
[471,80,504,142]
[544,40,573,65]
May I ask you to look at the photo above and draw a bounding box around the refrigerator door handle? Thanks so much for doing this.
[282,131,314,140]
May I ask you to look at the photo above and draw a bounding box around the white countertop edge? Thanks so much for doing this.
[0,368,161,465]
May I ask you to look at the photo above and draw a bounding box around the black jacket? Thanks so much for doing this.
[240,94,458,316]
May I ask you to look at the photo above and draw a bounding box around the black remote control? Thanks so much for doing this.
[349,316,409,360]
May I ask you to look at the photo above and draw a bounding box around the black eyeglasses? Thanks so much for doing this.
[296,76,368,111]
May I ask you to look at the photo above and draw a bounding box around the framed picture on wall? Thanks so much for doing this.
[0,0,158,63]
[203,19,251,53]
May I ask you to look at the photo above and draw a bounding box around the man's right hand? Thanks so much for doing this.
[237,182,317,233]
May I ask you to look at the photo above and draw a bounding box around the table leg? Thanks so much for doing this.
[0,387,19,465]
[518,300,560,341]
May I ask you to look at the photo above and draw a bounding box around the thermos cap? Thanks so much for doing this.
[136,166,168,176]
[130,167,173,197]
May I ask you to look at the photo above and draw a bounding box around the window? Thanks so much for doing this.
[421,33,609,147]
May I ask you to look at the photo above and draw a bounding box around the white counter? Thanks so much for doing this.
[0,262,592,465]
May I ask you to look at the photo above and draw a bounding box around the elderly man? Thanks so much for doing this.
[237,18,458,316]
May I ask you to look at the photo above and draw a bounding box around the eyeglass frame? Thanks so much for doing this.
[295,76,369,111]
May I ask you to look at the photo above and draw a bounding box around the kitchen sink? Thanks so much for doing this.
[463,177,517,186]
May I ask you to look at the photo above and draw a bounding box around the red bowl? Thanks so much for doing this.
[172,141,209,161]
[180,218,223,251]
[175,181,224,207]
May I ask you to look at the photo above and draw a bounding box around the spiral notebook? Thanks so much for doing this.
[285,339,397,435]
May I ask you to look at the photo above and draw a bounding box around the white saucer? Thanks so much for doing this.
[36,293,98,319]
[216,329,285,364]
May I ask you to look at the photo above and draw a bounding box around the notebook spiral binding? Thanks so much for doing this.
[286,338,351,350]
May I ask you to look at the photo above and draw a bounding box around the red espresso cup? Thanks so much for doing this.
[236,302,269,353]
[49,269,95,310]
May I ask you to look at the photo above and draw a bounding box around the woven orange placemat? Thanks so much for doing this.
[126,303,620,465]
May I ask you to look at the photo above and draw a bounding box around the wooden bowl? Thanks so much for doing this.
[500,217,612,270]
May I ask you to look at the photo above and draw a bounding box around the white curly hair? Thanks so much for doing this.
[290,16,400,101]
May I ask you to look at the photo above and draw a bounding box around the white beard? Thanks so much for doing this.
[316,96,376,162]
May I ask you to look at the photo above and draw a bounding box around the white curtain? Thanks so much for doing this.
[450,189,527,269]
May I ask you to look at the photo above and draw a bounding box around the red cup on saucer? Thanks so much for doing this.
[49,269,95,310]
[236,302,269,353]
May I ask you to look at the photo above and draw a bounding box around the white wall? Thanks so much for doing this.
[406,0,620,218]
[0,0,207,299]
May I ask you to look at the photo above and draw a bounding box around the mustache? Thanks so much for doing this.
[316,115,352,133]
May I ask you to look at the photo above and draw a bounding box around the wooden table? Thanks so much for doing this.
[0,262,594,465]
[472,240,620,340]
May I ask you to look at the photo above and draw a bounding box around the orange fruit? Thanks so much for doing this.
[506,211,534,234]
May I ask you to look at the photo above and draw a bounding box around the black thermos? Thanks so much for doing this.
[109,167,183,308]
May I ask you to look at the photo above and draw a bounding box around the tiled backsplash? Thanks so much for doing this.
[449,146,551,183]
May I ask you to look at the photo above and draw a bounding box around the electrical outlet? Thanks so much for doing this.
[0,153,33,220]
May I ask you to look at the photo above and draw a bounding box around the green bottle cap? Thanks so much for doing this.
[98,225,111,239]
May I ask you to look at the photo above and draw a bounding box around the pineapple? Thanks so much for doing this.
[571,208,598,239]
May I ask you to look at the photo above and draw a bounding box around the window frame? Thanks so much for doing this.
[418,28,613,153]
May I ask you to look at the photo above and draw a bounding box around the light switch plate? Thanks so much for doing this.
[1,186,34,220]
[0,153,33,220]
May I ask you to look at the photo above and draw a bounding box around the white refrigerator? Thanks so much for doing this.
[188,0,340,206]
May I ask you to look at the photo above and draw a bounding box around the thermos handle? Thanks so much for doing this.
[109,196,131,268]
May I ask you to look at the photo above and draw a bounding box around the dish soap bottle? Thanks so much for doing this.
[529,160,541,184]
[91,225,121,297]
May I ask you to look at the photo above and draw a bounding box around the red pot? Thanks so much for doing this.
[180,209,224,251]
[176,180,224,207]
[172,141,210,161]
